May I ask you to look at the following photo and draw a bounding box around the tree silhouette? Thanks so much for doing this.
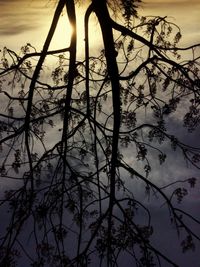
[0,0,200,266]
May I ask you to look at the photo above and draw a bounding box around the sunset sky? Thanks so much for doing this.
[0,1,200,266]
[0,0,200,50]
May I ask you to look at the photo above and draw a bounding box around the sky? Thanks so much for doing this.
[0,0,200,50]
[0,1,200,266]
[143,0,200,45]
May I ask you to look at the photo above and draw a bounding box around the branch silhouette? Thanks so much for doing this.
[0,0,200,266]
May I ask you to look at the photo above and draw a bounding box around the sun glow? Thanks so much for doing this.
[48,14,74,50]
[46,8,103,62]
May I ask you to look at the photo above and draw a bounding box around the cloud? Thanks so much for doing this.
[144,0,200,5]
[0,24,39,36]
[0,1,47,36]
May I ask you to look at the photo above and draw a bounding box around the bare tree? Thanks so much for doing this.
[0,0,200,266]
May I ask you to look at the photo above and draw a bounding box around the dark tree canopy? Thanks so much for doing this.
[0,0,200,266]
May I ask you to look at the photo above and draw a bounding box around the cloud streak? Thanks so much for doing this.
[0,1,47,36]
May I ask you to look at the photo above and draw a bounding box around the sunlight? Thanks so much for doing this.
[48,6,103,58]
[49,13,73,50]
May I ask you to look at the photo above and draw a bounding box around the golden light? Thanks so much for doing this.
[47,6,102,57]
[48,13,74,50]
